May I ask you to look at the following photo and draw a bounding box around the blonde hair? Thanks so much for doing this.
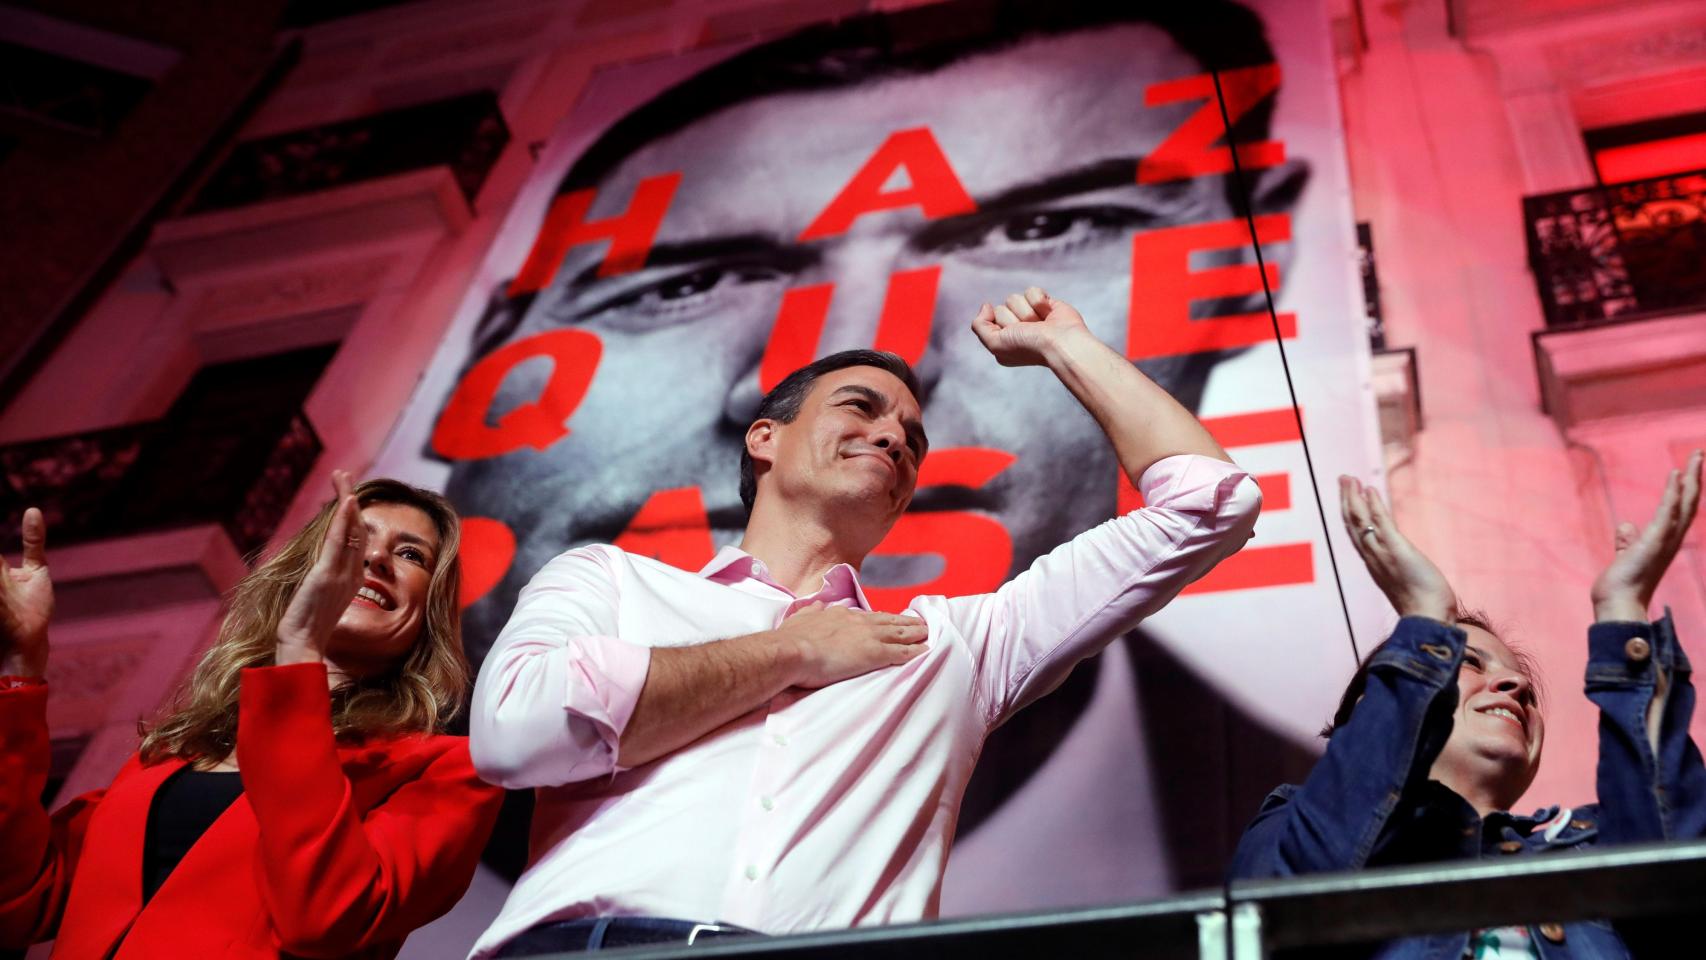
[139,479,468,764]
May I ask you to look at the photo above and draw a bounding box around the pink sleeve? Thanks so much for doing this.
[953,454,1262,727]
[470,547,653,788]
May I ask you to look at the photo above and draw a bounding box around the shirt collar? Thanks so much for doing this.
[697,545,873,610]
[699,545,763,584]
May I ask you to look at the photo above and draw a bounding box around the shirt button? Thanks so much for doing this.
[1538,922,1566,944]
[1497,840,1523,854]
[771,733,788,747]
[760,796,775,811]
[1625,637,1651,662]
[744,865,759,881]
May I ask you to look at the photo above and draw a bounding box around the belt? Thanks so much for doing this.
[498,917,760,955]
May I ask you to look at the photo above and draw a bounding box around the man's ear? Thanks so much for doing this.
[746,419,778,470]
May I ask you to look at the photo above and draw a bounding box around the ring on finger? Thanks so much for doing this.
[1360,526,1378,539]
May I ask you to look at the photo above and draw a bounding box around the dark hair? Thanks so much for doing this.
[139,479,469,764]
[739,350,922,514]
[557,0,1277,196]
[1319,610,1544,739]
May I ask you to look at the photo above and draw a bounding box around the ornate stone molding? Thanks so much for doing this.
[148,166,472,286]
[1534,309,1706,432]
[47,523,249,618]
[188,255,393,331]
[375,11,553,70]
[1372,347,1423,469]
[1543,16,1706,89]
[43,634,155,735]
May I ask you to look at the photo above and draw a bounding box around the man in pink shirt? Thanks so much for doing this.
[468,288,1261,955]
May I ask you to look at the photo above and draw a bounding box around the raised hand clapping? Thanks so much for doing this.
[275,470,367,669]
[1341,475,1457,623]
[1591,450,1703,623]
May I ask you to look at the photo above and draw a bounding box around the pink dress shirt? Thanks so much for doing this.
[468,454,1259,957]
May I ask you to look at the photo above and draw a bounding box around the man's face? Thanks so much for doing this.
[753,366,927,529]
[449,24,1250,653]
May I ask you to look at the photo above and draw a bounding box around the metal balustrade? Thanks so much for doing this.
[187,90,510,213]
[526,837,1706,959]
[1523,168,1706,329]
[0,409,320,559]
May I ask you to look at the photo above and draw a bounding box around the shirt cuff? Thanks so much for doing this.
[239,661,335,724]
[1654,610,1690,672]
[1369,616,1467,685]
[1587,619,1661,679]
[244,661,331,679]
[563,635,652,764]
[1135,454,1252,514]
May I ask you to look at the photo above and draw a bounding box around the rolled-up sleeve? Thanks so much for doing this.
[470,546,652,788]
[956,454,1261,726]
[1586,614,1706,845]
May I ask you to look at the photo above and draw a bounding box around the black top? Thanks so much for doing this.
[141,767,245,903]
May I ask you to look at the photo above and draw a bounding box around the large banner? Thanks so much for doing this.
[376,0,1389,911]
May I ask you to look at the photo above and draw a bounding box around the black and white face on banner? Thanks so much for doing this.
[379,0,1387,905]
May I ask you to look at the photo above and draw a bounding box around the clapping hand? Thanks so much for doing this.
[970,287,1091,367]
[1341,476,1457,622]
[1,508,53,677]
[1590,450,1702,623]
[275,470,366,667]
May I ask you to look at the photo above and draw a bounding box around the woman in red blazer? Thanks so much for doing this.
[0,472,504,959]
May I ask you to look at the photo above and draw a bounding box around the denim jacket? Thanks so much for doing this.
[1230,613,1705,959]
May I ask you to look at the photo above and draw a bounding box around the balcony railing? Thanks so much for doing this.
[1524,168,1706,329]
[552,838,1706,959]
[187,90,510,213]
[0,409,320,559]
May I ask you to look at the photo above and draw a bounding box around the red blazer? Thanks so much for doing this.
[0,662,503,959]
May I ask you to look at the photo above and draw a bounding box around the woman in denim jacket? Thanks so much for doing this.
[1232,451,1704,959]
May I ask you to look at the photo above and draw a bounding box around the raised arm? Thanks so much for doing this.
[0,508,51,680]
[1585,450,1706,845]
[0,507,103,948]
[957,290,1259,723]
[237,662,502,957]
[973,287,1230,480]
[0,677,105,947]
[471,547,929,784]
[1232,477,1464,876]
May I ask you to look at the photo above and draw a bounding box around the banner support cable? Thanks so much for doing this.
[1208,66,1359,664]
